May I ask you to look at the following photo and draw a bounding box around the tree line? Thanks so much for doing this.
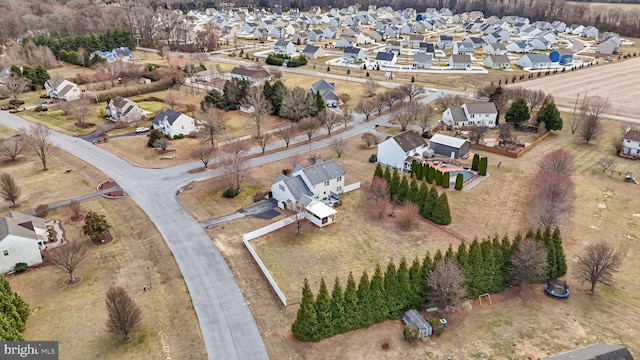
[292,227,567,341]
[0,275,30,341]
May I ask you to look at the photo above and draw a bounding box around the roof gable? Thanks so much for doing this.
[298,159,345,185]
[430,133,468,148]
[392,131,426,152]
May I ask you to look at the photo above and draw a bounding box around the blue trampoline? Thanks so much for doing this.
[545,279,569,298]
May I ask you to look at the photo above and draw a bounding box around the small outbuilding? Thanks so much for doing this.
[429,133,470,159]
[402,309,432,339]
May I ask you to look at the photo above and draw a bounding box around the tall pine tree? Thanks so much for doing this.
[374,163,384,178]
[552,228,567,277]
[292,279,320,341]
[421,186,438,219]
[409,257,424,308]
[343,273,359,332]
[396,258,413,311]
[407,179,419,204]
[383,166,392,184]
[431,193,452,225]
[435,169,442,186]
[426,166,435,184]
[390,169,400,197]
[357,271,374,327]
[369,265,388,323]
[397,176,409,202]
[315,278,333,338]
[384,261,400,317]
[330,278,347,335]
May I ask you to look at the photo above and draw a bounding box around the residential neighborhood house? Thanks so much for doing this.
[377,130,428,171]
[105,96,145,123]
[44,79,81,101]
[151,109,196,138]
[429,133,470,159]
[622,129,640,157]
[442,102,499,128]
[229,67,271,84]
[309,79,339,107]
[0,212,48,274]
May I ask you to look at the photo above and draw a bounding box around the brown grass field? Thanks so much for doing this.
[97,135,202,168]
[179,112,640,359]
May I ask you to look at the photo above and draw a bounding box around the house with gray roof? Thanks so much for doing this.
[274,40,296,55]
[412,53,433,69]
[309,79,339,107]
[442,102,498,128]
[483,54,511,69]
[152,109,195,138]
[543,343,633,360]
[229,67,271,84]
[0,212,48,273]
[44,78,81,101]
[377,130,428,170]
[375,52,397,66]
[302,45,325,59]
[448,54,472,69]
[105,96,144,123]
[270,159,346,227]
[516,53,551,69]
[343,46,366,63]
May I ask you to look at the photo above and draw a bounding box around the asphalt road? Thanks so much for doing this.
[0,86,447,359]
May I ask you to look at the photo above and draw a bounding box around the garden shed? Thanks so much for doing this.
[429,133,470,159]
[402,309,432,339]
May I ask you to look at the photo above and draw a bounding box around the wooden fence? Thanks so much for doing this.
[470,131,550,158]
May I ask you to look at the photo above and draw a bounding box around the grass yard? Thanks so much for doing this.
[7,196,205,360]
[48,63,98,80]
[17,107,110,137]
[180,111,640,359]
[97,135,201,168]
[0,142,107,212]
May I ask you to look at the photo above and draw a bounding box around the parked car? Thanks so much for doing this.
[428,88,437,92]
[135,127,150,133]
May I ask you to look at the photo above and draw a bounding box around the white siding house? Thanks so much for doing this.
[105,96,145,122]
[151,109,196,138]
[377,131,428,170]
[622,130,640,157]
[442,102,498,128]
[0,212,47,273]
[44,79,81,101]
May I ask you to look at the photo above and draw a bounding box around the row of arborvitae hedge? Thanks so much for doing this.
[0,276,30,341]
[374,164,451,225]
[471,154,488,176]
[292,228,567,341]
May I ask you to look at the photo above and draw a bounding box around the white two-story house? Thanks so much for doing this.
[622,130,640,157]
[151,109,196,138]
[271,159,345,227]
[44,78,81,101]
[377,130,428,171]
[442,102,498,129]
[0,212,48,273]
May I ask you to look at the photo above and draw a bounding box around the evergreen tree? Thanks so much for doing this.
[542,227,557,279]
[396,258,413,310]
[434,169,442,186]
[0,276,29,341]
[421,252,434,284]
[501,234,513,272]
[421,186,438,219]
[431,193,452,225]
[330,278,347,335]
[315,278,333,337]
[455,172,464,190]
[444,244,455,260]
[456,243,469,271]
[426,166,435,184]
[481,240,501,293]
[442,172,450,188]
[383,262,400,316]
[416,183,428,209]
[537,101,563,131]
[342,273,359,331]
[471,154,480,171]
[292,279,320,341]
[397,176,409,202]
[433,249,444,265]
[409,257,424,308]
[410,160,418,178]
[383,166,392,184]
[552,228,567,277]
[369,265,387,323]
[356,271,373,327]
[505,97,530,127]
[466,240,486,298]
[390,169,400,197]
[314,90,326,114]
[478,157,488,176]
[492,236,507,289]
[407,178,420,204]
[374,163,384,178]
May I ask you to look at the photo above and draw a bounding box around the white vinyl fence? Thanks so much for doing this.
[242,215,297,307]
[343,182,361,193]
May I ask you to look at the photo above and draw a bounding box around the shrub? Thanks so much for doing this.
[88,122,96,126]
[454,173,463,190]
[14,263,28,272]
[95,79,173,102]
[266,54,285,66]
[428,318,444,336]
[287,55,308,67]
[35,204,50,218]
[9,99,25,106]
[173,134,184,139]
[147,129,163,147]
[223,188,239,198]
[33,106,48,112]
[403,324,420,343]
[442,173,450,189]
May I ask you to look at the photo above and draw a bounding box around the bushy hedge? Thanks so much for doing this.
[292,228,567,341]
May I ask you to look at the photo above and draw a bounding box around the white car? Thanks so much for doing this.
[135,127,150,133]
[428,88,437,92]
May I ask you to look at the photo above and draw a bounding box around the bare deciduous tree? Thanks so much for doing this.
[394,102,418,132]
[75,98,93,125]
[508,238,549,287]
[0,139,25,161]
[242,85,272,136]
[361,133,379,148]
[398,83,425,102]
[291,201,308,235]
[69,199,82,221]
[574,240,622,293]
[254,132,271,154]
[338,93,351,108]
[58,100,75,116]
[530,172,574,228]
[424,259,467,308]
[23,124,57,170]
[468,126,487,144]
[106,286,143,341]
[355,98,376,121]
[396,202,420,231]
[48,241,88,284]
[153,138,169,153]
[498,123,514,141]
[436,93,464,110]
[199,107,225,149]
[418,105,435,133]
[164,88,178,110]
[341,109,353,130]
[538,149,576,178]
[279,86,317,122]
[298,117,321,140]
[578,95,611,144]
[330,137,346,158]
[0,173,20,208]
[362,177,389,205]
[598,158,614,173]
[527,89,546,111]
[191,144,213,168]
[4,74,30,102]
[276,126,295,147]
[317,109,340,135]
[216,138,248,196]
[363,78,379,97]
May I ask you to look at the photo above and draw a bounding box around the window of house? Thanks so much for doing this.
[337,176,342,182]
[324,180,330,186]
[279,184,284,191]
[337,186,342,192]
[2,250,8,256]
